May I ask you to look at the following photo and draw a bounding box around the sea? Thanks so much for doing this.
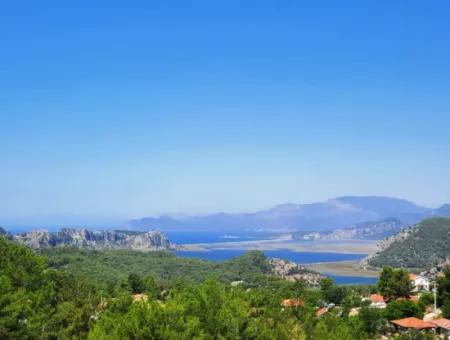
[171,232,378,286]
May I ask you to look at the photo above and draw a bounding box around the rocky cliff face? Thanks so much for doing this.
[14,228,175,251]
[269,258,325,286]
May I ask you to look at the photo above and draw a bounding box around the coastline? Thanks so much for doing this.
[179,238,380,278]
[180,238,378,255]
[305,260,380,277]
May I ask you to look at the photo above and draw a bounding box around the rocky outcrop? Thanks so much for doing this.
[269,258,325,286]
[294,217,405,241]
[14,228,175,251]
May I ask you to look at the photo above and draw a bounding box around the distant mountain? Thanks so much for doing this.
[130,196,429,232]
[14,228,174,251]
[365,218,450,270]
[428,204,450,219]
[293,217,405,241]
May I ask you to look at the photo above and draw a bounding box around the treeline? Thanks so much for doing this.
[42,248,274,291]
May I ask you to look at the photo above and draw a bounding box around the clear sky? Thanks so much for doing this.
[1,1,450,226]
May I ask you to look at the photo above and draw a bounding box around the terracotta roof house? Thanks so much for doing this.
[391,317,436,330]
[429,318,450,337]
[281,298,304,308]
[429,318,450,330]
[369,294,387,308]
[370,294,385,303]
[315,307,328,317]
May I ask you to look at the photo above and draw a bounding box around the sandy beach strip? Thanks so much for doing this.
[180,239,378,255]
[305,260,380,277]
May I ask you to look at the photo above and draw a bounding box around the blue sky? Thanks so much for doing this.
[1,1,450,226]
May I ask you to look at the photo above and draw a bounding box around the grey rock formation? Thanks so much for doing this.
[269,258,325,286]
[14,228,175,251]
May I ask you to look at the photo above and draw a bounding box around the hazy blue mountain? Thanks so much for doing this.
[428,204,450,218]
[129,196,429,233]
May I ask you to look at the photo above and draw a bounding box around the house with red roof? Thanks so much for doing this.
[429,319,450,338]
[281,298,304,308]
[391,317,436,330]
[368,293,387,308]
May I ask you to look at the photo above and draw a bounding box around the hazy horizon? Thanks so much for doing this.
[2,2,450,222]
[1,194,447,229]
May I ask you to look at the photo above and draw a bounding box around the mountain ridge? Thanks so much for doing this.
[130,196,432,232]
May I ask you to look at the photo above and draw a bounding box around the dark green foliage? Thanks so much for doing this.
[320,278,346,304]
[358,306,385,336]
[442,300,450,318]
[418,292,434,306]
[383,300,424,320]
[377,266,411,299]
[127,273,146,294]
[44,248,273,290]
[437,266,450,309]
[0,236,98,339]
[369,218,450,270]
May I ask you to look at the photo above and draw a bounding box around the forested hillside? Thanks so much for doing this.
[367,218,450,270]
[0,236,98,338]
[43,248,275,289]
[4,234,450,339]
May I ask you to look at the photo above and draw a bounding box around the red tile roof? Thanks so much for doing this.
[409,273,418,280]
[391,317,436,330]
[281,299,304,308]
[370,294,385,303]
[430,318,450,330]
[315,307,328,317]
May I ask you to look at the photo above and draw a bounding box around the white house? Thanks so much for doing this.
[409,274,430,292]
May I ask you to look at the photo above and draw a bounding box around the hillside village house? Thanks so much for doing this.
[367,294,387,308]
[409,274,430,291]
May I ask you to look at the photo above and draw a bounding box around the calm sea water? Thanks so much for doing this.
[175,249,377,285]
[165,232,273,244]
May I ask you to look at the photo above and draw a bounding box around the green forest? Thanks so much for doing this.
[2,235,450,339]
